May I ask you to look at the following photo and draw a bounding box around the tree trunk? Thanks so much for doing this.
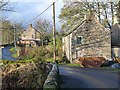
[104,5,111,29]
[97,2,101,23]
[110,2,114,25]
[42,39,44,47]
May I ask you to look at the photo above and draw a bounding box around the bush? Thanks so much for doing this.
[19,46,52,62]
[10,47,20,58]
[10,47,16,53]
[61,55,70,63]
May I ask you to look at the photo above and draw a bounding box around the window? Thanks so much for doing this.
[77,36,83,44]
[32,35,34,38]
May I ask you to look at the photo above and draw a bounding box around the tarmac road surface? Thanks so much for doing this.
[59,65,120,89]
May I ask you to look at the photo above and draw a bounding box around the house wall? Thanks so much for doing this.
[111,23,120,46]
[20,24,40,45]
[63,14,111,62]
[21,24,36,39]
[62,34,72,63]
[20,40,30,44]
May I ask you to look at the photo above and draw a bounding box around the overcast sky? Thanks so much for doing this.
[5,0,63,29]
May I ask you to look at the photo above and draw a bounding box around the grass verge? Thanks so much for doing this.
[101,67,120,71]
[60,63,82,67]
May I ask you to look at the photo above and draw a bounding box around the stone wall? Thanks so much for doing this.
[43,63,59,89]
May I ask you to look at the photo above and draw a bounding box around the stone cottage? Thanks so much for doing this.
[62,13,111,63]
[18,24,41,46]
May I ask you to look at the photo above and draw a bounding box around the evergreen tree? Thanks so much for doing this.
[59,0,118,32]
[59,1,87,33]
[1,20,14,45]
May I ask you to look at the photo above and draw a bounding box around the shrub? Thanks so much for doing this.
[19,46,51,62]
[10,47,20,58]
[2,60,49,89]
[61,55,70,63]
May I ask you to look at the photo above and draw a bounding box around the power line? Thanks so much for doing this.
[24,4,53,25]
[24,0,59,25]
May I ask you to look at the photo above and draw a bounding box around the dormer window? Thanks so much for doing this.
[77,36,83,44]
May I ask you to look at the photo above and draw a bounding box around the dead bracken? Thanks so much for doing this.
[1,60,52,89]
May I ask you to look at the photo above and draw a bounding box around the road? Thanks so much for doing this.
[59,65,120,89]
[0,65,2,90]
[2,46,17,60]
[0,45,17,89]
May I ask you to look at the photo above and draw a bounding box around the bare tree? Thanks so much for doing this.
[116,1,120,23]
[110,2,114,25]
[35,19,52,46]
[0,0,14,12]
[97,2,101,23]
[103,3,111,29]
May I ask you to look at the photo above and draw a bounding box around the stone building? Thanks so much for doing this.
[111,15,120,58]
[62,13,111,63]
[18,24,41,46]
[111,24,120,47]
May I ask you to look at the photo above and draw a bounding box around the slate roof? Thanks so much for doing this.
[63,13,107,37]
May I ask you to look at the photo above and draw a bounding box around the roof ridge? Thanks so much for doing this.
[64,19,85,37]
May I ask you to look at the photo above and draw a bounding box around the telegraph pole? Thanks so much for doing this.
[14,24,16,49]
[52,2,56,62]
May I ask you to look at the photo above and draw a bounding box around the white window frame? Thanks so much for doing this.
[76,36,83,44]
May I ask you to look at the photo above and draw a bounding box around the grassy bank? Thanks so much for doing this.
[101,67,120,71]
[1,59,52,89]
[0,59,36,65]
[60,63,82,67]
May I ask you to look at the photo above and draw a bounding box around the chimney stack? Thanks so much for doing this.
[29,23,32,28]
[85,10,95,21]
[28,23,32,30]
